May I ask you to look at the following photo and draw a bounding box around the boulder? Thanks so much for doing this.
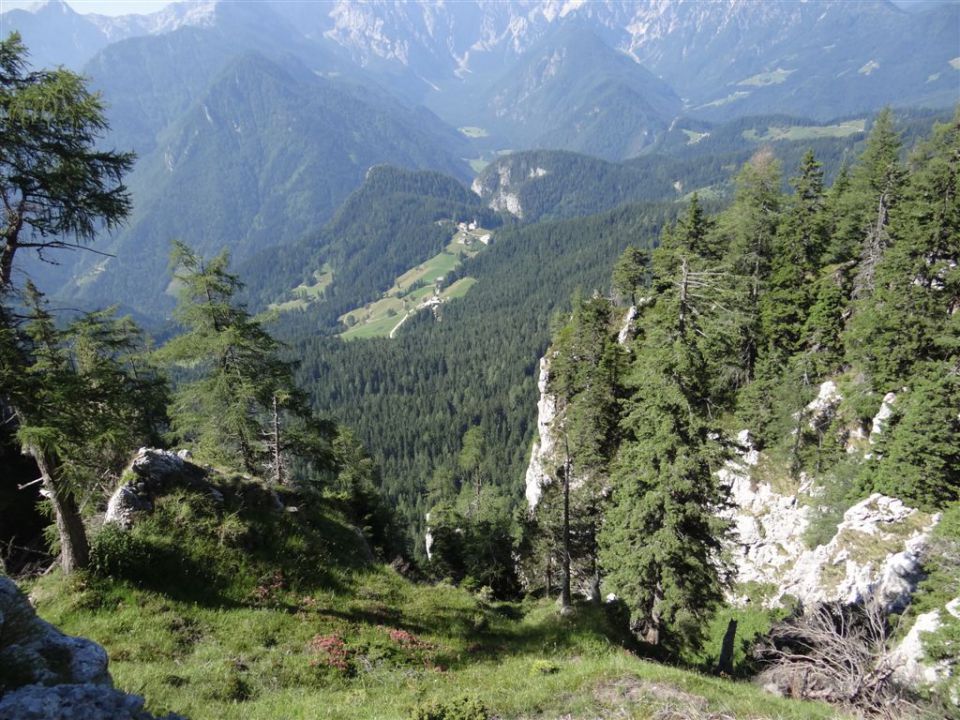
[0,577,188,718]
[104,448,213,528]
[0,683,187,720]
[0,576,109,689]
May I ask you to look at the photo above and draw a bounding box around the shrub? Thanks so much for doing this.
[89,524,154,578]
[410,695,488,720]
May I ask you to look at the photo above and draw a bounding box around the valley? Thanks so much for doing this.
[339,223,492,340]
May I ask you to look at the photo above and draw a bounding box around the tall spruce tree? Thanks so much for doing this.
[599,232,731,653]
[845,112,959,390]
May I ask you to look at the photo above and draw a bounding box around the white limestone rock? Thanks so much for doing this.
[524,357,558,510]
[720,430,937,612]
[869,391,898,444]
[104,448,213,528]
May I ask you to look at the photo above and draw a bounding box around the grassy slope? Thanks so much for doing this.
[20,481,840,720]
[29,570,839,720]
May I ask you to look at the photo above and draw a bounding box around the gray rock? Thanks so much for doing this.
[0,577,189,719]
[0,576,110,688]
[0,683,187,720]
[104,448,211,529]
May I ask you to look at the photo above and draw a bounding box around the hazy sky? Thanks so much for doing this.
[0,0,173,15]
[0,0,952,17]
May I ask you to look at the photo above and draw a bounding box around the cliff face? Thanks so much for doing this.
[523,363,947,691]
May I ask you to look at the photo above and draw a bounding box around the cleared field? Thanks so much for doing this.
[339,226,493,339]
[393,252,461,295]
[269,264,334,312]
[738,68,795,87]
[459,126,489,138]
[682,129,709,145]
[441,277,477,300]
[341,312,404,340]
[743,119,866,143]
[697,91,750,109]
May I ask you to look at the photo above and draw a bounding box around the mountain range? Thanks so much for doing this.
[3,0,958,315]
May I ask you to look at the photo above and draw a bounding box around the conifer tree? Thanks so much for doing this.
[845,112,959,389]
[11,285,165,572]
[159,241,314,475]
[599,244,731,653]
[848,109,907,300]
[0,33,133,289]
[869,368,960,509]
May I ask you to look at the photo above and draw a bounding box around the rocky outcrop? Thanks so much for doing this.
[105,448,218,529]
[0,576,184,719]
[889,601,959,700]
[524,357,558,510]
[0,576,109,690]
[720,430,938,612]
[0,683,185,720]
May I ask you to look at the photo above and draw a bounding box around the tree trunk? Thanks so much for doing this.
[31,447,89,573]
[645,580,663,646]
[271,394,284,485]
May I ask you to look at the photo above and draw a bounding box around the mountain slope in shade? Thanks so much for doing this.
[56,53,470,318]
[479,23,681,160]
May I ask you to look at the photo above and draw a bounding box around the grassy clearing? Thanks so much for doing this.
[441,277,477,300]
[738,68,795,87]
[697,91,750,109]
[467,157,490,173]
[743,119,866,143]
[459,127,489,139]
[269,264,334,313]
[28,575,839,720]
[682,129,709,145]
[338,227,492,339]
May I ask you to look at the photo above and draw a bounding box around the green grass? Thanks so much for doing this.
[269,264,334,313]
[743,119,866,143]
[737,68,795,87]
[19,478,843,720]
[458,127,489,139]
[440,278,477,301]
[467,158,490,173]
[681,130,709,145]
[697,91,750,109]
[342,312,405,340]
[394,253,461,294]
[338,227,492,339]
[28,575,840,720]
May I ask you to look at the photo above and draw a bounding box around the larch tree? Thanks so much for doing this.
[0,32,133,290]
[158,241,315,477]
[11,285,166,572]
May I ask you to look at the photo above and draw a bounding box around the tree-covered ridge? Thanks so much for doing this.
[528,108,960,655]
[241,166,503,327]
